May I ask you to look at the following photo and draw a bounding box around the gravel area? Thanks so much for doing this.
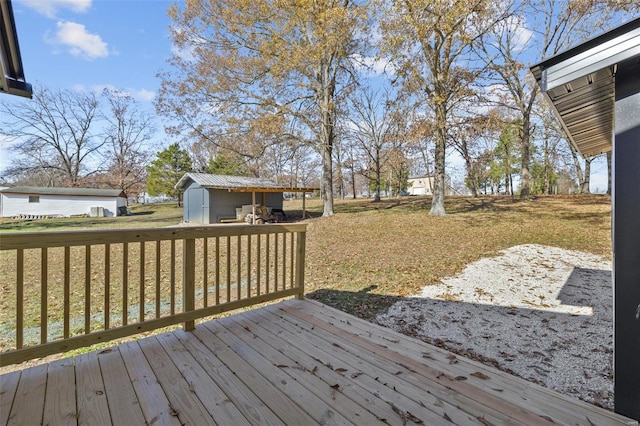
[376,244,614,410]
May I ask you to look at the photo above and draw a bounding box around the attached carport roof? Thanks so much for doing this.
[0,0,32,98]
[530,17,640,157]
[175,173,318,193]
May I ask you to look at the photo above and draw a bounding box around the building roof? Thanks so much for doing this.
[530,17,640,157]
[175,173,318,193]
[0,0,32,98]
[0,186,127,198]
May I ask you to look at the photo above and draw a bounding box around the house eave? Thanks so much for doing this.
[530,17,640,158]
[0,0,32,98]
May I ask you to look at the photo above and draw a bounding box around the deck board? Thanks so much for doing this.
[7,363,48,426]
[118,341,181,426]
[0,370,20,426]
[0,299,637,426]
[285,299,628,425]
[172,329,284,425]
[43,357,76,425]
[155,332,251,425]
[137,336,215,426]
[97,346,146,425]
[75,352,111,426]
[250,306,510,425]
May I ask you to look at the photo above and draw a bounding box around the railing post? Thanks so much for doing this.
[183,238,196,331]
[294,228,306,300]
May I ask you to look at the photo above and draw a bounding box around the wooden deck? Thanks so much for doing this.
[1,299,636,426]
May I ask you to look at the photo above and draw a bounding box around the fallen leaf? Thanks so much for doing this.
[406,411,424,424]
[471,371,490,380]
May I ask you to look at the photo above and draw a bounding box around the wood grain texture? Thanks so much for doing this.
[0,299,636,426]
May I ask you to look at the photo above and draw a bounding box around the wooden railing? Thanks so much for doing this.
[0,224,306,366]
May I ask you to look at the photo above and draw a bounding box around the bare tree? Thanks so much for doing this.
[449,108,502,197]
[379,0,505,215]
[101,89,155,201]
[343,87,400,202]
[1,86,102,186]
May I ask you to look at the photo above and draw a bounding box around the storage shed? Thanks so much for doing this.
[175,173,318,225]
[531,17,640,420]
[0,186,127,218]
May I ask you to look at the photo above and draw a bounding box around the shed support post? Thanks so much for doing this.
[252,191,256,224]
[613,58,640,420]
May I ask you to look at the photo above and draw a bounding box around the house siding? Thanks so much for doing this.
[0,193,125,217]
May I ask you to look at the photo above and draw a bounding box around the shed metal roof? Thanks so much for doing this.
[0,0,32,98]
[0,186,127,198]
[530,17,640,157]
[175,173,318,193]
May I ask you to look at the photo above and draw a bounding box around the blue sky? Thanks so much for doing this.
[2,0,177,172]
[12,0,173,100]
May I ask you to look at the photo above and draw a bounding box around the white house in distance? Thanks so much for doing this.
[0,186,127,218]
[407,175,460,196]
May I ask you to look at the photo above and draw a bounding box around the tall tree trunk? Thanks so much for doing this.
[335,152,344,200]
[319,72,335,216]
[568,143,584,194]
[350,162,357,199]
[543,139,551,194]
[429,104,447,216]
[519,120,531,198]
[607,151,612,195]
[460,139,478,197]
[581,156,592,194]
[321,143,335,216]
[374,147,381,202]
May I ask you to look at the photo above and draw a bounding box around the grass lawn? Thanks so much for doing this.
[1,195,611,324]
[296,194,611,321]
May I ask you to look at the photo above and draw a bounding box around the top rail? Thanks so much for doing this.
[0,223,307,250]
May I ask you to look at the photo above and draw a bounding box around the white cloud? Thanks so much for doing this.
[50,21,108,60]
[503,16,534,53]
[19,0,92,18]
[352,54,396,77]
[131,89,155,102]
[83,84,155,102]
[171,43,195,62]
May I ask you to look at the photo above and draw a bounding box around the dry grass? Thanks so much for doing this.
[0,195,611,352]
[296,195,611,320]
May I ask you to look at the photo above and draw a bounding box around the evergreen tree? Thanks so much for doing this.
[202,153,248,176]
[146,143,192,206]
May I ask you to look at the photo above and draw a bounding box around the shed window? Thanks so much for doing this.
[29,195,39,203]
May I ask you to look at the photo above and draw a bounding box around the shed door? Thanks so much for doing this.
[187,188,207,224]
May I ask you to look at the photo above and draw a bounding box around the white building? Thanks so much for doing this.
[407,175,459,196]
[0,187,127,218]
